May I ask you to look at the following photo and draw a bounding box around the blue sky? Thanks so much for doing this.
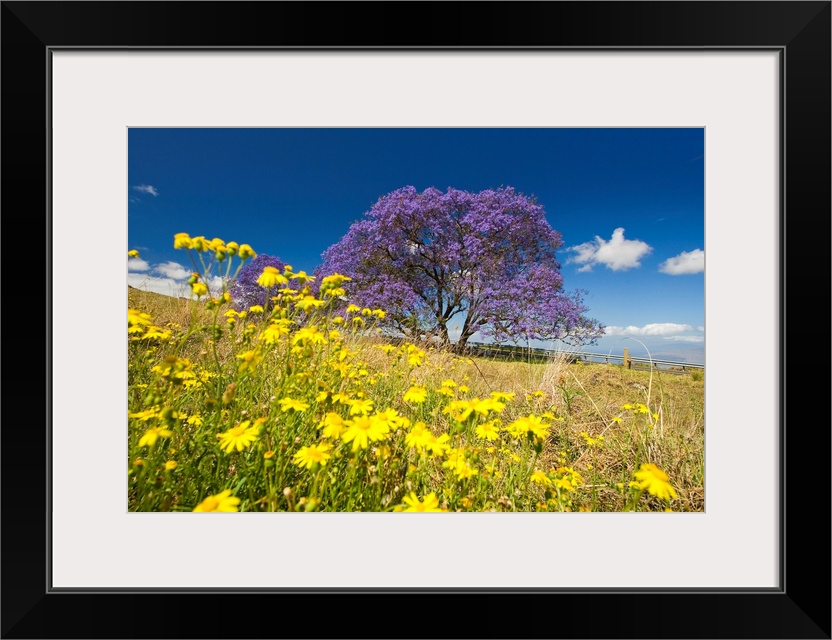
[128,128,704,363]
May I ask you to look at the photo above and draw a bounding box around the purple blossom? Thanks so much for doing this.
[318,186,604,352]
[229,254,286,311]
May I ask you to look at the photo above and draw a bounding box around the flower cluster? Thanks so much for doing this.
[127,232,696,514]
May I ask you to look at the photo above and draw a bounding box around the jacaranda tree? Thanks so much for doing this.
[318,185,604,353]
[229,253,286,311]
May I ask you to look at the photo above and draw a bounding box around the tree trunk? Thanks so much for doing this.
[434,321,450,345]
[452,332,472,355]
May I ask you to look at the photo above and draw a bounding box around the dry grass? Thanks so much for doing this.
[431,353,705,511]
[129,287,705,511]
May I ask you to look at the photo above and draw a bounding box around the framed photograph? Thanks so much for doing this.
[3,2,829,638]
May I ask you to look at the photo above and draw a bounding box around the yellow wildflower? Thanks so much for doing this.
[189,236,209,251]
[403,386,428,404]
[442,400,474,423]
[405,422,432,450]
[471,397,505,416]
[506,414,550,439]
[453,462,478,480]
[290,270,315,284]
[372,409,409,431]
[633,463,678,501]
[128,308,153,329]
[407,348,426,366]
[400,492,445,512]
[138,427,173,447]
[475,420,501,441]
[129,407,159,421]
[320,273,352,287]
[278,398,310,413]
[292,325,327,347]
[257,266,288,288]
[341,415,389,451]
[238,244,256,259]
[296,295,325,311]
[424,432,451,456]
[173,233,192,249]
[580,431,605,447]
[347,398,374,416]
[217,421,259,453]
[236,349,263,373]
[260,320,291,344]
[530,470,552,486]
[193,490,240,512]
[293,443,332,470]
[318,413,347,438]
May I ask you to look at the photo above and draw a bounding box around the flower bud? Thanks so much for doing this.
[222,383,237,405]
[173,233,192,249]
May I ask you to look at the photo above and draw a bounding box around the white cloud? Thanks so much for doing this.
[567,228,652,271]
[604,323,697,337]
[207,275,225,292]
[128,273,188,298]
[604,322,704,345]
[129,260,227,298]
[154,261,192,280]
[659,249,704,275]
[663,335,705,343]
[569,243,601,267]
[133,184,158,196]
[127,258,150,272]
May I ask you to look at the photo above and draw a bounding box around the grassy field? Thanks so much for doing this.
[128,276,704,513]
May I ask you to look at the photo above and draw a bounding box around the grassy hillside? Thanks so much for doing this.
[127,285,704,512]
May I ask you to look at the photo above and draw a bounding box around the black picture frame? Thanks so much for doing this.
[2,2,829,638]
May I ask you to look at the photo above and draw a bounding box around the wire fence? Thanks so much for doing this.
[463,341,704,372]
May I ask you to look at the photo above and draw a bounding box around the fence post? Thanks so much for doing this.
[623,348,631,369]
